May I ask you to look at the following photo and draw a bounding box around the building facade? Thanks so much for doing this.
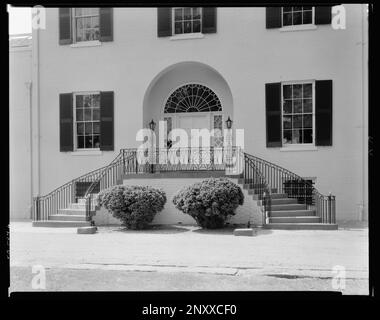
[21,5,368,223]
[9,34,32,220]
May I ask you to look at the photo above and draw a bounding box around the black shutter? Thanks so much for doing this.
[266,7,282,29]
[60,93,73,151]
[265,83,282,147]
[100,8,113,41]
[59,8,72,45]
[157,8,172,37]
[315,80,333,146]
[202,7,217,33]
[100,91,114,151]
[315,6,332,25]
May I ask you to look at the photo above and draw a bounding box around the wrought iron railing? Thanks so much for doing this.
[242,152,272,225]
[32,146,335,225]
[153,147,228,172]
[242,151,336,224]
[32,149,139,221]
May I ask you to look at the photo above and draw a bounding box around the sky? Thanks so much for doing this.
[8,5,32,35]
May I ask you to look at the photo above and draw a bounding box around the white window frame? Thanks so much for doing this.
[73,91,101,151]
[171,7,203,36]
[281,80,315,148]
[71,8,100,44]
[280,6,317,31]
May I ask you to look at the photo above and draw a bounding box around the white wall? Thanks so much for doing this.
[93,177,260,226]
[35,5,368,221]
[9,46,32,219]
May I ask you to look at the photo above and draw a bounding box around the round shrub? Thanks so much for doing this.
[172,177,244,229]
[97,185,166,230]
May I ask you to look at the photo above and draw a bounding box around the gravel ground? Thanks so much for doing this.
[9,221,369,294]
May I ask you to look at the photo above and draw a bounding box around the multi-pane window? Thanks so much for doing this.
[173,7,202,35]
[282,83,314,145]
[75,93,100,149]
[282,6,313,26]
[73,8,100,42]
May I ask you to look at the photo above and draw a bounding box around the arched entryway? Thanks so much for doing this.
[143,61,234,147]
[163,83,224,148]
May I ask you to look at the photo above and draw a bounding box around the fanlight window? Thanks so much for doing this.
[164,84,222,113]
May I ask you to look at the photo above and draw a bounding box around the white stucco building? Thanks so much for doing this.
[10,5,368,227]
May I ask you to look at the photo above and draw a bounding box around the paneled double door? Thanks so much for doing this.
[162,112,225,169]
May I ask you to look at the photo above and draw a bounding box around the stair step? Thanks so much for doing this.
[269,216,321,224]
[264,223,338,230]
[248,188,277,195]
[270,198,298,205]
[68,203,86,209]
[270,210,316,217]
[253,193,288,200]
[269,204,307,211]
[32,221,92,228]
[49,214,87,221]
[58,208,86,215]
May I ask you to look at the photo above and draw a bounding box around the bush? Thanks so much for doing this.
[97,185,166,230]
[172,178,244,229]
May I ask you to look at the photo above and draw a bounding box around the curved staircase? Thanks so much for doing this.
[32,147,337,230]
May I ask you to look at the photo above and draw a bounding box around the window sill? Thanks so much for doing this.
[70,150,103,156]
[70,40,102,48]
[279,24,317,32]
[280,145,318,152]
[169,33,205,41]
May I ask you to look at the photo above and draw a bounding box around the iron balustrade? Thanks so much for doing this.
[242,152,336,224]
[32,146,335,225]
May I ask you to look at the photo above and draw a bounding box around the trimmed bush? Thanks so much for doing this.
[97,185,166,230]
[172,178,244,229]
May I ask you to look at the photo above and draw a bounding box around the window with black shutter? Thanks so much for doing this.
[158,7,216,37]
[60,91,114,152]
[59,8,113,44]
[266,80,333,148]
[266,6,332,28]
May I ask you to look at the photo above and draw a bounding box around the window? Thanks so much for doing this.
[282,82,314,145]
[73,8,100,42]
[282,6,314,27]
[164,84,222,113]
[173,7,202,35]
[74,93,100,149]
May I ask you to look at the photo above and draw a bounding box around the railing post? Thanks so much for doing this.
[328,192,333,224]
[262,191,267,226]
[36,196,40,221]
[122,150,126,175]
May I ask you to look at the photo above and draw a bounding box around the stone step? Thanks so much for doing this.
[268,216,321,224]
[269,203,307,211]
[49,214,87,221]
[32,221,92,228]
[270,198,298,205]
[58,208,86,215]
[269,210,316,217]
[68,203,86,209]
[263,223,338,230]
[248,188,277,195]
[253,193,288,200]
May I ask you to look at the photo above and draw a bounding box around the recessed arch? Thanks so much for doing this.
[142,61,233,127]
